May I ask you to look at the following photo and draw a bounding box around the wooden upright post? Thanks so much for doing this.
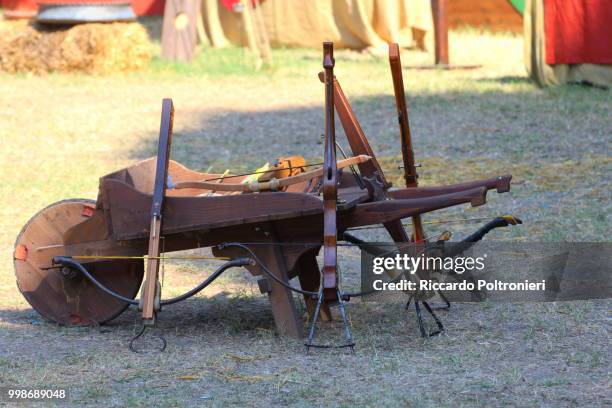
[141,99,174,324]
[388,44,425,242]
[431,0,449,66]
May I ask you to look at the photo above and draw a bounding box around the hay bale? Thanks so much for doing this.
[0,21,152,74]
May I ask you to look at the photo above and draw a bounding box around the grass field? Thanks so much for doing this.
[0,19,610,407]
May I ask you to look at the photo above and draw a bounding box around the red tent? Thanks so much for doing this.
[544,0,612,65]
[0,0,164,17]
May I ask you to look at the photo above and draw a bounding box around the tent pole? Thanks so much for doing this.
[431,0,449,66]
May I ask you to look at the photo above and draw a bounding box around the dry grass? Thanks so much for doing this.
[0,21,151,74]
[0,22,610,407]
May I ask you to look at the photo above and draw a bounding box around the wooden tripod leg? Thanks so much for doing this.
[296,252,332,322]
[384,220,411,242]
[256,244,303,339]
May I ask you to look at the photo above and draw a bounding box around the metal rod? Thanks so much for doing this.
[305,291,323,354]
[336,289,355,352]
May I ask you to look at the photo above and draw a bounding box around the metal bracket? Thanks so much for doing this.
[363,171,387,202]
[305,290,355,353]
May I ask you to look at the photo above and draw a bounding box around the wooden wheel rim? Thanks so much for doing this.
[14,199,144,326]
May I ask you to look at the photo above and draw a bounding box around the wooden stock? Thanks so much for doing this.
[322,42,338,298]
[343,187,487,229]
[388,175,512,200]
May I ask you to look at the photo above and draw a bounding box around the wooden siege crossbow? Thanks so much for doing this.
[13,42,521,352]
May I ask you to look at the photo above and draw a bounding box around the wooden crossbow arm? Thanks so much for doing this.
[389,43,425,242]
[319,66,409,242]
[341,186,487,229]
[316,71,388,186]
[388,175,511,200]
[317,68,411,243]
[389,44,418,188]
[322,42,339,299]
[173,155,371,192]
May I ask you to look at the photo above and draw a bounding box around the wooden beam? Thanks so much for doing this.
[161,0,200,61]
[141,99,174,323]
[431,0,450,66]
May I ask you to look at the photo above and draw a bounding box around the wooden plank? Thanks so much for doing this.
[295,251,332,322]
[161,0,199,61]
[260,242,303,338]
[214,227,304,339]
[103,179,327,240]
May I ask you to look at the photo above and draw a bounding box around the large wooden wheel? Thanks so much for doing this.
[14,199,144,326]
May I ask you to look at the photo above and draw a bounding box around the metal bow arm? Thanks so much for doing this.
[322,41,339,301]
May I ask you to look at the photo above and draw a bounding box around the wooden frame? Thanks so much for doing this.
[13,42,517,340]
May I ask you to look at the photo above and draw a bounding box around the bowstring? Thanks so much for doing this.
[201,161,323,182]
